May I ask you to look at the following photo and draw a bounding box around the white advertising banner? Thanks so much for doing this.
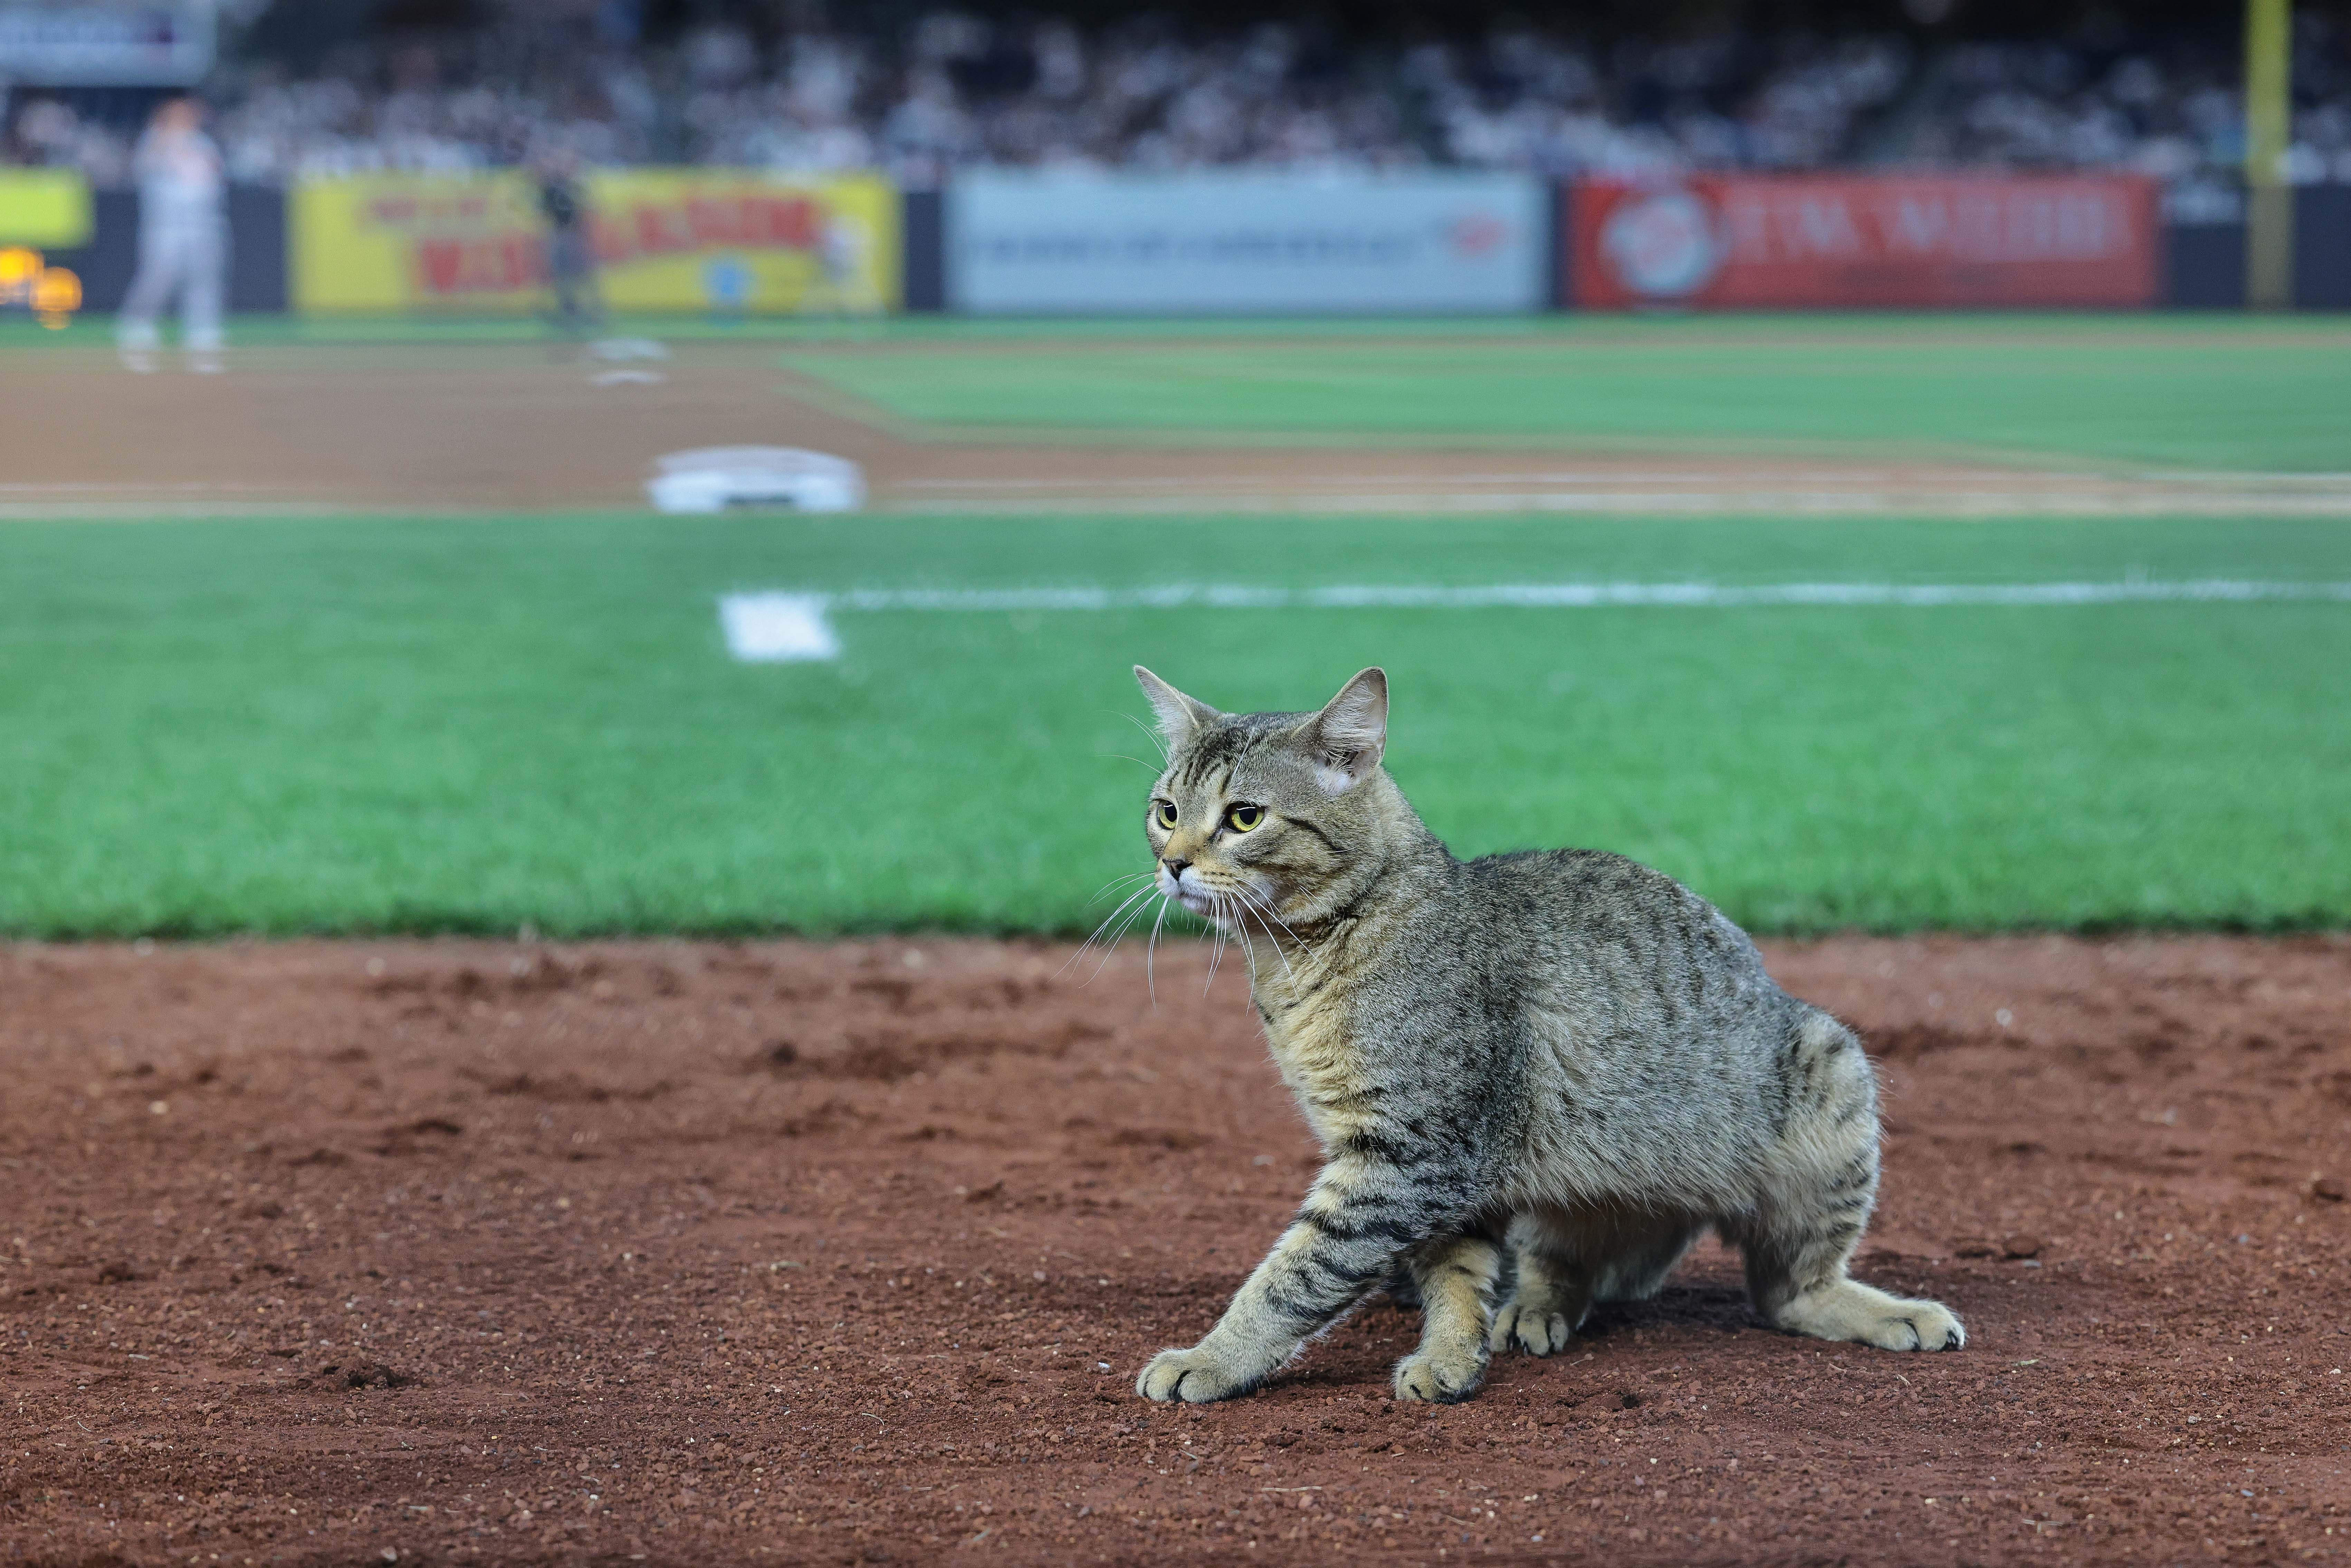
[949,170,1546,314]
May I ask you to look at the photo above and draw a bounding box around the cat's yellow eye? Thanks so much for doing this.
[1225,803,1264,833]
[1154,800,1179,829]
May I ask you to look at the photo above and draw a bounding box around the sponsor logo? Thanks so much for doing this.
[1446,212,1511,259]
[1598,187,1724,300]
[703,255,754,309]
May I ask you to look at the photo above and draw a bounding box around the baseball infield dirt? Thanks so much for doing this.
[8,339,2351,516]
[4,934,2347,1565]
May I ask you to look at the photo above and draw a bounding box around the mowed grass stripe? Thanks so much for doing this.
[4,512,2348,937]
[778,330,2351,472]
[718,580,2351,662]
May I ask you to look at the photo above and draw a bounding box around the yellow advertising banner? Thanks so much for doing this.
[293,169,899,313]
[0,169,94,248]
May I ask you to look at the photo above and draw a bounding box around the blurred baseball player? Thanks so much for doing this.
[117,96,227,373]
[535,147,602,335]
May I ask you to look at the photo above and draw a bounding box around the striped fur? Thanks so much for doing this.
[1130,666,1962,1406]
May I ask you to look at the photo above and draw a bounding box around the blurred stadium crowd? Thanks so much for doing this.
[5,3,2350,196]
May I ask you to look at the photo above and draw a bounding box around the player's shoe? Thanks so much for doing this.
[117,320,161,373]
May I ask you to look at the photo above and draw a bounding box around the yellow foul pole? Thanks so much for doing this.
[2245,0,2294,308]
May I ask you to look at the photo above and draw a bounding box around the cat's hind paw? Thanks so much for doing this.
[1488,1300,1574,1356]
[1869,1298,1965,1352]
[1774,1281,1966,1351]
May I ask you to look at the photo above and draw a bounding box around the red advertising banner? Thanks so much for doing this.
[1570,173,2160,309]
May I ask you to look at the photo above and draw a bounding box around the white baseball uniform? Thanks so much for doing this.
[117,123,227,355]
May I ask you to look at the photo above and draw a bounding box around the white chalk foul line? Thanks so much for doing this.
[718,580,2351,661]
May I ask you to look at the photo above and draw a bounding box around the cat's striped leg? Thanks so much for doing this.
[1738,1010,1965,1352]
[1136,1147,1453,1403]
[1392,1232,1504,1402]
[1488,1213,1592,1356]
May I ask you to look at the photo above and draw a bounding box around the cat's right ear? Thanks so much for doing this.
[1301,667,1387,794]
[1134,666,1220,746]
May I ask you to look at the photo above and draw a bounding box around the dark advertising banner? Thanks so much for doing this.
[41,186,286,313]
[1570,174,2161,309]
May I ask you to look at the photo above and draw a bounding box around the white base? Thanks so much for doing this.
[647,447,865,514]
[591,337,671,361]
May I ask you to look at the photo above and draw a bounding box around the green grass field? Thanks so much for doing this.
[777,317,2351,471]
[13,310,2348,471]
[6,510,2348,938]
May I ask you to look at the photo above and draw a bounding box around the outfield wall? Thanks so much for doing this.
[28,172,2351,316]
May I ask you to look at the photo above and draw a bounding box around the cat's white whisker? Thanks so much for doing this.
[1235,886,1301,986]
[1239,902,1286,995]
[1105,884,1170,945]
[1203,892,1235,993]
[1084,871,1156,906]
[1109,893,1166,959]
[1227,896,1266,989]
[1062,881,1163,981]
[1074,881,1154,945]
[1144,897,1171,1007]
[1123,712,1173,764]
[1079,893,1167,986]
[1239,879,1314,970]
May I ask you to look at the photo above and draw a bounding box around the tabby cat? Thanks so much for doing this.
[1128,665,1963,1405]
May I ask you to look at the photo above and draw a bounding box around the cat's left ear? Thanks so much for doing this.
[1134,665,1221,746]
[1302,667,1387,794]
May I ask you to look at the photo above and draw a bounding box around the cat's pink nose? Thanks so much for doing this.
[1161,857,1190,878]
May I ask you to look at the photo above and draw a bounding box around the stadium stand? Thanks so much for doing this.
[4,4,2349,198]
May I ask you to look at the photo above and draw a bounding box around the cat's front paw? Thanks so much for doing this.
[1136,1344,1259,1403]
[1392,1346,1486,1404]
